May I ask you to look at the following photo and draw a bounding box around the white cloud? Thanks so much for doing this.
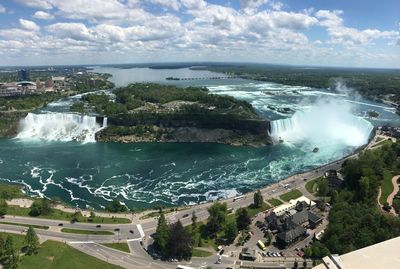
[14,0,53,10]
[19,18,40,31]
[316,9,399,46]
[240,0,269,14]
[46,23,95,41]
[33,11,54,20]
[0,4,6,13]
[0,1,399,68]
[148,0,180,11]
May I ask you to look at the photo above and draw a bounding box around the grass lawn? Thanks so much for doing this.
[0,183,26,199]
[19,240,123,269]
[279,189,303,202]
[305,179,316,194]
[305,177,324,194]
[0,221,49,230]
[6,205,130,224]
[267,198,283,207]
[102,243,130,253]
[192,248,213,257]
[247,203,271,217]
[380,169,394,204]
[0,232,26,250]
[139,211,160,220]
[61,228,114,235]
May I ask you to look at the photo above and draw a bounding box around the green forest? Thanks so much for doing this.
[320,142,400,254]
[75,83,267,135]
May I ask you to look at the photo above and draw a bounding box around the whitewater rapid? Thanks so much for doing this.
[16,113,105,143]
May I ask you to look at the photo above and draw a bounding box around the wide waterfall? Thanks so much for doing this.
[16,113,105,143]
[269,105,374,147]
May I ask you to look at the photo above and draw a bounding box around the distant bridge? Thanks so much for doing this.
[166,76,236,81]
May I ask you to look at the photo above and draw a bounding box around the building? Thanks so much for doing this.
[265,197,322,248]
[313,236,400,269]
[18,69,30,81]
[273,196,316,216]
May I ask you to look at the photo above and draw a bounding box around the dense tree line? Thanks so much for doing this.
[319,142,400,255]
[0,93,62,111]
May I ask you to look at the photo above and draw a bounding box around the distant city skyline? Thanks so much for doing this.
[0,0,399,68]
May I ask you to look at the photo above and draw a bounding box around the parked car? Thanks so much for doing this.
[129,230,134,234]
[182,214,189,218]
[58,223,63,226]
[114,228,120,232]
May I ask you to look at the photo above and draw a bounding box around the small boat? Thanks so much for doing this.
[312,147,319,153]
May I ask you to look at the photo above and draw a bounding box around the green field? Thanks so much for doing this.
[61,228,114,235]
[0,183,26,199]
[305,178,319,194]
[247,203,271,217]
[19,240,123,269]
[380,170,394,204]
[6,205,130,224]
[0,232,25,249]
[0,221,49,230]
[279,189,303,202]
[267,198,283,207]
[192,248,213,257]
[102,243,130,253]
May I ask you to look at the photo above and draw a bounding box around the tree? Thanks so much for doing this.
[3,251,19,269]
[70,211,82,223]
[29,201,42,216]
[206,202,227,237]
[317,180,329,197]
[0,199,8,216]
[167,220,193,260]
[154,213,169,256]
[253,190,263,208]
[105,199,127,213]
[236,208,251,231]
[224,219,238,243]
[0,235,5,257]
[40,198,52,215]
[24,226,39,255]
[4,236,14,257]
[191,211,197,233]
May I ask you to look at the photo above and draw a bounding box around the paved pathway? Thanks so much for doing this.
[387,175,400,215]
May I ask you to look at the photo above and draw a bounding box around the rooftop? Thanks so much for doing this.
[313,236,400,269]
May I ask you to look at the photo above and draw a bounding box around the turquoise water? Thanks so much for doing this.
[0,67,399,210]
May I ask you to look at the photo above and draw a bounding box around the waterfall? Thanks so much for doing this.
[269,108,374,147]
[16,113,102,143]
[102,117,108,128]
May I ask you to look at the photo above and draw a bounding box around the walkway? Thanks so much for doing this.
[387,175,400,215]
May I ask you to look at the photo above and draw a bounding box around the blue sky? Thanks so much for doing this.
[0,0,399,67]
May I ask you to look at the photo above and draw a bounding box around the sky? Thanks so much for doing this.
[0,0,399,68]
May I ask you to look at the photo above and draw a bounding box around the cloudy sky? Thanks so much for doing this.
[0,0,399,68]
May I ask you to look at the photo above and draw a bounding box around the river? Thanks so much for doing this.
[0,67,398,210]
